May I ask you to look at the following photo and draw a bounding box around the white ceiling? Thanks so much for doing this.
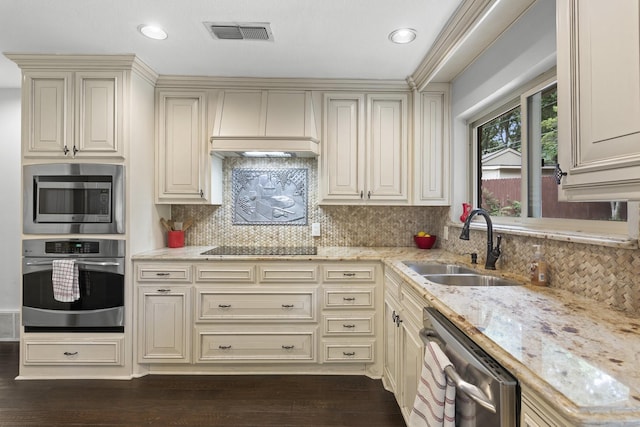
[0,0,464,88]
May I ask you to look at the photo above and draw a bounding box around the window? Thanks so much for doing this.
[472,76,628,231]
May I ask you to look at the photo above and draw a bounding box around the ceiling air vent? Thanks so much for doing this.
[204,22,274,41]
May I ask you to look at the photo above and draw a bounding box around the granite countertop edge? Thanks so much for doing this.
[133,245,640,425]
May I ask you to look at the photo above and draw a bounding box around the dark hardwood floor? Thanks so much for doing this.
[0,342,405,427]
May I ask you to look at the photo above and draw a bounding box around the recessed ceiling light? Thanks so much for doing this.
[389,28,417,44]
[138,24,168,40]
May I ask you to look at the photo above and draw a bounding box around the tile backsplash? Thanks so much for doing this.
[172,157,448,248]
[172,157,639,314]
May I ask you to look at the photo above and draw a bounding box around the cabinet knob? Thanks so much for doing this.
[343,272,356,277]
[342,324,356,329]
[200,189,204,198]
[281,345,295,350]
[343,297,356,301]
[281,304,294,308]
[157,288,171,293]
[72,146,79,156]
[343,351,356,357]
[155,272,170,276]
[63,146,69,155]
[367,191,371,199]
[554,163,568,185]
[218,345,232,350]
[63,351,78,356]
[218,304,231,308]
[360,190,363,199]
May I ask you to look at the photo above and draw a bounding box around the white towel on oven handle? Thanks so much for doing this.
[52,259,80,302]
[409,341,456,427]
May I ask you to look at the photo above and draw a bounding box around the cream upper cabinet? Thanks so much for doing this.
[155,90,222,204]
[557,0,640,201]
[210,89,319,155]
[321,93,409,204]
[22,70,123,158]
[413,86,450,205]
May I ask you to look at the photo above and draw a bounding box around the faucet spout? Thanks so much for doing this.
[459,208,501,270]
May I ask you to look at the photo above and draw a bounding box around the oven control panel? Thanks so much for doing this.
[45,241,100,254]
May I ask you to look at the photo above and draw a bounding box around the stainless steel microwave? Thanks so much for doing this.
[23,163,124,234]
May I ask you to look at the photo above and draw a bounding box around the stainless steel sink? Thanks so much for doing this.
[403,262,477,275]
[423,274,522,287]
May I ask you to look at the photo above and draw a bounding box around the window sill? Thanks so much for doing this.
[447,222,638,249]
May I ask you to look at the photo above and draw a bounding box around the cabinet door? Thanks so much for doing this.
[414,89,450,205]
[22,71,73,157]
[400,317,423,419]
[138,286,191,363]
[383,294,400,394]
[156,91,210,204]
[367,94,409,203]
[74,72,123,157]
[557,0,640,200]
[321,93,366,203]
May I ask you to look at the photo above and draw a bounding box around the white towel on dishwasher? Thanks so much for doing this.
[409,341,456,427]
[52,259,79,302]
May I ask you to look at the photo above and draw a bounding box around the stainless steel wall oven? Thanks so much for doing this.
[23,163,124,234]
[22,239,125,333]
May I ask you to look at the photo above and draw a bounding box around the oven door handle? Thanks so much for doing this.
[24,260,121,267]
[444,365,497,413]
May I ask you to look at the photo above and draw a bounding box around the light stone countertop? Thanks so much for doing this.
[133,245,640,425]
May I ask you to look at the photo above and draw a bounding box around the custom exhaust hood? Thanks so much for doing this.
[210,90,320,157]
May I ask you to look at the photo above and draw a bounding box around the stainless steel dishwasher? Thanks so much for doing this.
[421,306,519,426]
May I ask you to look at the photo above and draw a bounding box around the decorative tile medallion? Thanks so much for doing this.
[232,168,308,225]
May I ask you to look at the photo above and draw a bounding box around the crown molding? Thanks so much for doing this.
[155,75,410,92]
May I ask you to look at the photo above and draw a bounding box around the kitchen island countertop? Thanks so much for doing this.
[133,246,640,425]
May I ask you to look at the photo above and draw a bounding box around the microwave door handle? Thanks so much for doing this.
[444,365,497,413]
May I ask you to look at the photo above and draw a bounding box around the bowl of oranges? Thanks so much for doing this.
[414,231,437,249]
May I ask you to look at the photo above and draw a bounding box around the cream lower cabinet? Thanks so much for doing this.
[521,385,574,427]
[135,260,381,375]
[383,269,425,423]
[194,262,319,365]
[136,264,193,364]
[320,263,380,372]
[321,92,409,205]
[557,0,640,200]
[156,90,222,204]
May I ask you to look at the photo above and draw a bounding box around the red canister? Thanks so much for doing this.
[167,230,185,248]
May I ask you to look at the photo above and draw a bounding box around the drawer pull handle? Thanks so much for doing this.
[343,273,356,277]
[218,304,231,308]
[157,289,171,293]
[343,351,356,356]
[155,272,170,276]
[343,297,356,301]
[281,304,294,308]
[63,351,78,356]
[218,345,232,350]
[281,345,295,350]
[343,324,356,328]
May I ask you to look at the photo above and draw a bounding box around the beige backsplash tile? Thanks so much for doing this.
[172,157,639,314]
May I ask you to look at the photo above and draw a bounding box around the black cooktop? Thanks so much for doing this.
[201,246,318,256]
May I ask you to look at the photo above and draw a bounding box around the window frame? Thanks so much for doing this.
[468,72,632,238]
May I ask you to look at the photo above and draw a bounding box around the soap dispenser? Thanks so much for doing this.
[530,245,548,286]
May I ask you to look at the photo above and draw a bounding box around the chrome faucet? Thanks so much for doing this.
[459,208,502,270]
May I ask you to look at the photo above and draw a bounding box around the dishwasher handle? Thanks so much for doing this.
[420,328,497,413]
[444,365,496,413]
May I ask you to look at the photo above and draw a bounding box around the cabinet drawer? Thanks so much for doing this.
[197,290,315,321]
[259,264,318,282]
[198,331,314,362]
[384,270,401,301]
[322,341,374,363]
[401,286,424,326]
[195,264,255,283]
[323,314,374,336]
[24,338,123,366]
[323,264,377,282]
[137,264,192,282]
[324,288,375,309]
